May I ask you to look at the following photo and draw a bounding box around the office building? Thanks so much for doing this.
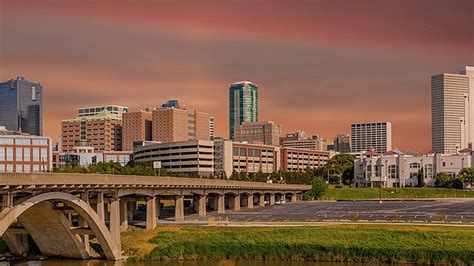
[78,105,128,118]
[122,109,153,151]
[234,121,282,146]
[354,149,473,188]
[0,77,43,136]
[334,134,351,152]
[351,122,392,153]
[0,126,52,173]
[229,81,258,140]
[152,100,211,143]
[209,117,215,140]
[133,140,215,177]
[431,66,474,154]
[280,147,330,172]
[61,110,123,152]
[229,142,281,175]
[53,150,132,168]
[280,130,326,151]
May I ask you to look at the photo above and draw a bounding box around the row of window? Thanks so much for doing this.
[0,164,49,173]
[0,147,48,161]
[0,138,48,145]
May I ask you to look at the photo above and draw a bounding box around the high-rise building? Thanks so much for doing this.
[122,108,153,151]
[229,81,258,140]
[351,122,392,153]
[78,105,128,118]
[209,117,215,140]
[234,121,282,146]
[334,134,351,152]
[152,100,211,143]
[61,110,123,152]
[431,66,474,154]
[280,130,326,151]
[0,77,43,136]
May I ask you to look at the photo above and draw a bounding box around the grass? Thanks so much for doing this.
[321,187,474,200]
[121,225,474,264]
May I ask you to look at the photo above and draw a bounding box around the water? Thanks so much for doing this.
[11,260,390,266]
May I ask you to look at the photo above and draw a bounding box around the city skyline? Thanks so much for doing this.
[1,0,473,152]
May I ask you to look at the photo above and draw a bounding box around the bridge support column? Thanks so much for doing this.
[270,194,275,205]
[175,195,184,222]
[79,192,90,253]
[155,196,161,221]
[1,192,13,211]
[291,194,297,202]
[109,196,121,251]
[234,195,241,211]
[120,198,129,232]
[248,194,254,209]
[3,230,29,256]
[96,192,105,222]
[146,196,157,230]
[198,195,206,217]
[259,194,265,207]
[217,194,225,214]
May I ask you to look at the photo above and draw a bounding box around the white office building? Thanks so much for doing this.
[431,66,474,154]
[351,122,392,153]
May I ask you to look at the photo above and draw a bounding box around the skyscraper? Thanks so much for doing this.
[234,121,282,146]
[229,81,258,140]
[122,108,153,151]
[431,66,474,154]
[351,122,392,153]
[333,134,351,153]
[0,77,43,136]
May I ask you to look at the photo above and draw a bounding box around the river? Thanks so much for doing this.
[13,260,392,266]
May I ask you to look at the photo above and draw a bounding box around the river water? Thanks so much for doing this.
[13,260,392,266]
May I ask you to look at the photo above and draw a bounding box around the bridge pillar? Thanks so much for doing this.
[175,195,184,222]
[270,194,275,205]
[146,196,157,230]
[217,194,225,214]
[259,194,265,207]
[96,192,105,222]
[1,192,13,211]
[3,230,29,256]
[234,195,241,211]
[291,194,297,202]
[248,194,254,209]
[155,196,161,221]
[198,195,206,217]
[79,192,90,253]
[109,196,121,251]
[120,198,129,232]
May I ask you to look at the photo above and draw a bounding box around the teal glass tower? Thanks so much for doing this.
[229,81,259,140]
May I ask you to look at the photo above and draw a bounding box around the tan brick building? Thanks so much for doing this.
[152,105,211,143]
[61,111,123,152]
[234,121,282,146]
[122,109,153,151]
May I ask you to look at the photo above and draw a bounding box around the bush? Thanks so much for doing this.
[306,176,328,200]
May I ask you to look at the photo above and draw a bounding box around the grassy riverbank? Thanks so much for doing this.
[321,187,474,200]
[121,225,474,264]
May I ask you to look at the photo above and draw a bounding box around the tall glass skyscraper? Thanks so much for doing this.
[229,81,258,139]
[0,77,43,136]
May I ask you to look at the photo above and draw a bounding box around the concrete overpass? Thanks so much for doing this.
[0,173,310,260]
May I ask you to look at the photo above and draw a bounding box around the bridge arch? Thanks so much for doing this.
[0,192,122,260]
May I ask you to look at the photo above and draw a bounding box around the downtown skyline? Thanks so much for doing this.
[1,0,473,152]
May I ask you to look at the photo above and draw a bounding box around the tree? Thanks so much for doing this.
[321,154,356,185]
[458,168,474,187]
[306,176,328,200]
[417,167,425,188]
[435,172,452,188]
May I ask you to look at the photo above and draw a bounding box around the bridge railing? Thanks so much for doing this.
[0,173,310,191]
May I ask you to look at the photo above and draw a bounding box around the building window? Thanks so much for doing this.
[409,162,420,169]
[24,148,31,161]
[15,165,22,173]
[0,164,4,172]
[33,148,40,161]
[0,148,4,161]
[6,165,13,172]
[388,165,398,179]
[424,164,433,178]
[24,165,31,173]
[16,148,23,161]
[6,147,13,161]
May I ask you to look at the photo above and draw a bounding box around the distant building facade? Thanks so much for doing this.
[78,105,128,118]
[351,122,392,153]
[333,134,351,152]
[280,147,330,172]
[354,150,473,188]
[122,109,153,151]
[234,121,282,146]
[53,150,132,168]
[0,127,52,173]
[431,66,474,154]
[0,77,43,136]
[152,100,211,143]
[61,110,123,152]
[280,130,326,151]
[229,81,258,140]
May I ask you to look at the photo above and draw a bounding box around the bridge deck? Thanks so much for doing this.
[0,173,310,192]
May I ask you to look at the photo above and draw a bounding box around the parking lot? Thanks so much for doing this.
[218,200,474,224]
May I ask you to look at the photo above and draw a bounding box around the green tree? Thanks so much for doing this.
[322,154,356,185]
[417,167,425,188]
[458,168,474,187]
[435,172,452,188]
[306,176,328,200]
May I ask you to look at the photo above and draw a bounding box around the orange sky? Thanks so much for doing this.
[0,0,473,152]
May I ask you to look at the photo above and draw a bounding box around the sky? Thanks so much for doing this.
[0,0,473,152]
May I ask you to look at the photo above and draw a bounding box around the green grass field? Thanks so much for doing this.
[121,225,474,264]
[321,187,474,200]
